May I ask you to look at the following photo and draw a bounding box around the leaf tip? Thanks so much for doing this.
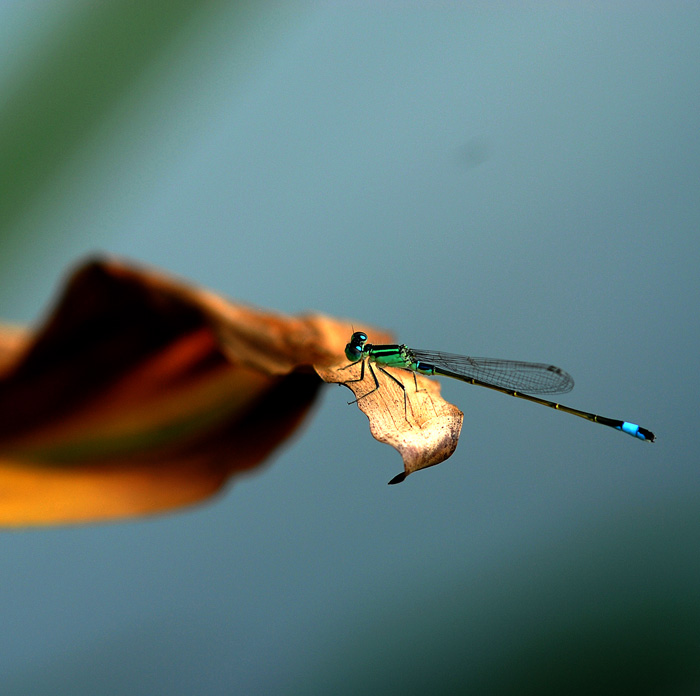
[388,471,407,485]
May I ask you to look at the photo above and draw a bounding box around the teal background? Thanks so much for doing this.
[1,3,698,694]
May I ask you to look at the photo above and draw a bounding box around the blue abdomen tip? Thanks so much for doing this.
[617,421,643,439]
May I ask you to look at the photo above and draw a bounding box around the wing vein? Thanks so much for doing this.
[410,349,574,394]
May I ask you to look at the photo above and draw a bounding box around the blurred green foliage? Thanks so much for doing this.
[0,0,241,261]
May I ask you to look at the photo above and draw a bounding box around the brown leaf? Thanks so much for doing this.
[0,257,463,525]
[319,362,463,484]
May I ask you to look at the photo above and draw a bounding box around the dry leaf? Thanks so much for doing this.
[0,257,463,525]
[319,361,463,484]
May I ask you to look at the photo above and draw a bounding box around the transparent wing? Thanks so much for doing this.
[410,349,574,395]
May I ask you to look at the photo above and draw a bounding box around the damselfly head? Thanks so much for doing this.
[345,331,368,362]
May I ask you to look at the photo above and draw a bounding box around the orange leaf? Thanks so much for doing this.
[0,257,463,525]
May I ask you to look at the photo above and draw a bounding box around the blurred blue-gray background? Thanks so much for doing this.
[1,3,698,694]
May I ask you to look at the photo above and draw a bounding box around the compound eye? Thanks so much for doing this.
[345,337,365,362]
